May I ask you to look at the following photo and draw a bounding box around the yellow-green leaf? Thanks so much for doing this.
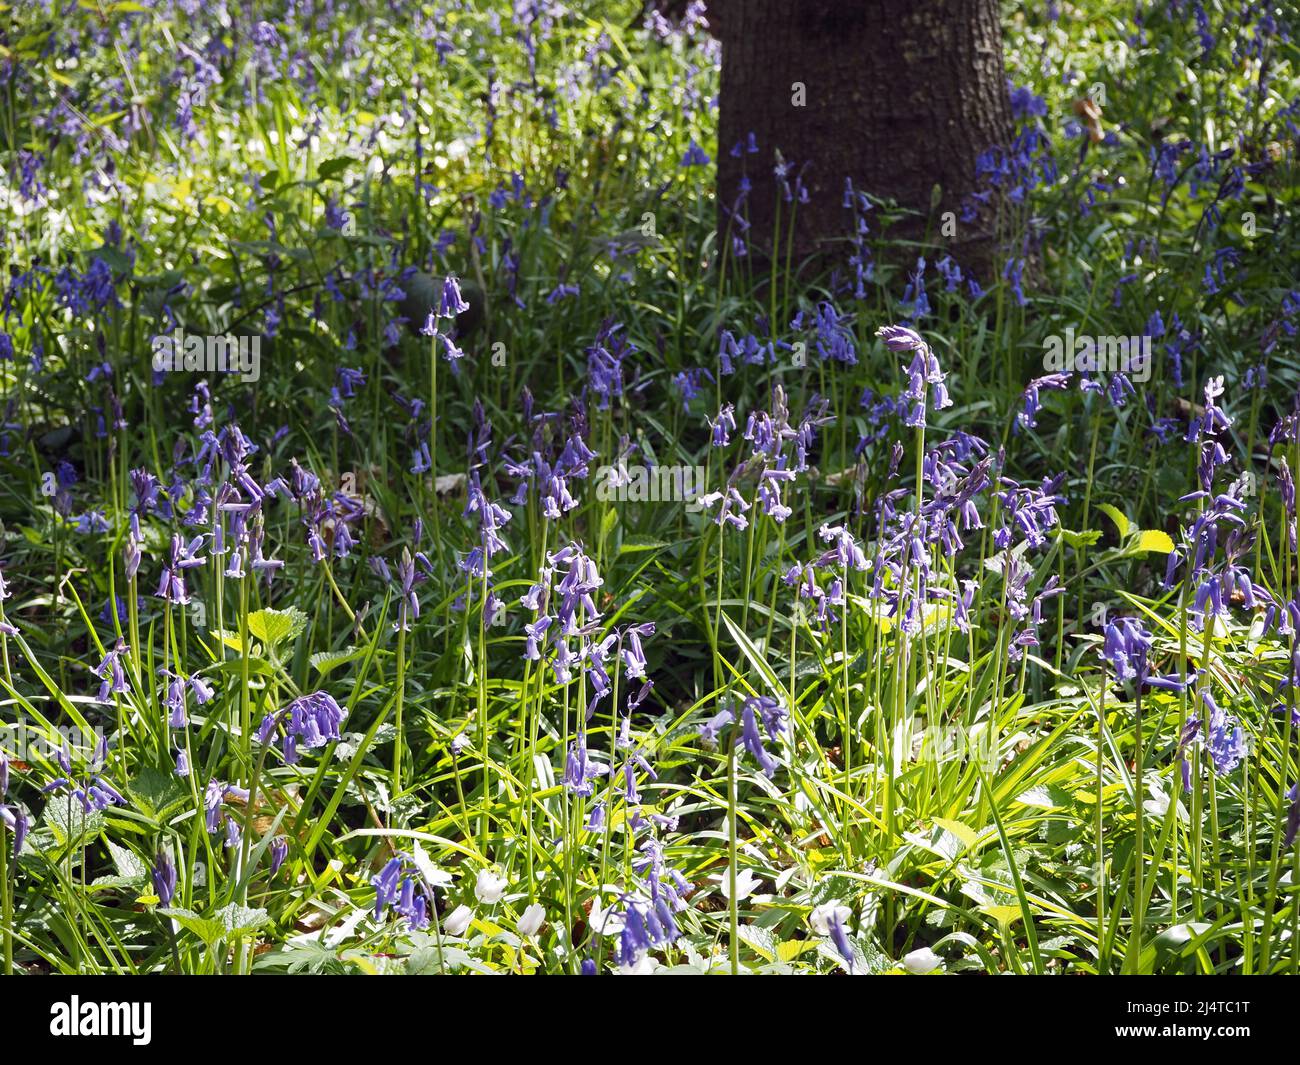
[1134,529,1175,554]
[1097,504,1130,538]
[933,818,981,851]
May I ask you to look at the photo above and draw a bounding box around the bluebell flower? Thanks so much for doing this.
[564,732,609,797]
[827,909,856,972]
[710,404,737,446]
[739,695,787,777]
[270,836,289,877]
[439,276,469,317]
[371,853,436,931]
[1101,617,1185,691]
[152,853,177,906]
[203,780,248,836]
[94,639,130,703]
[1202,689,1247,776]
[681,139,710,168]
[0,756,28,859]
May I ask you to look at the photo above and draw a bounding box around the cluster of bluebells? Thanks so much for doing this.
[160,666,214,731]
[203,779,250,850]
[2,0,1298,976]
[877,325,951,428]
[255,690,347,764]
[993,471,1067,660]
[838,177,875,300]
[782,521,873,633]
[516,542,691,970]
[372,853,434,930]
[1164,376,1269,634]
[1101,617,1184,693]
[700,694,789,778]
[43,739,126,815]
[1103,616,1249,791]
[586,318,639,409]
[700,383,831,531]
[93,640,130,704]
[718,326,776,376]
[791,302,858,365]
[458,403,511,627]
[614,836,692,970]
[284,455,364,568]
[862,434,995,638]
[502,390,599,521]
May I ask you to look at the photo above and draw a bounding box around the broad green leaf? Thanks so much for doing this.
[932,818,981,851]
[212,903,271,938]
[737,923,776,962]
[1059,527,1102,549]
[1134,529,1175,554]
[127,767,188,820]
[42,799,104,848]
[106,838,147,881]
[1097,504,1130,538]
[310,646,364,676]
[317,156,357,180]
[247,607,308,648]
[160,908,226,946]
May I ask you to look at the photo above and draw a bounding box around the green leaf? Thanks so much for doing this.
[317,156,357,181]
[1014,785,1064,809]
[737,923,777,962]
[162,904,270,946]
[1097,504,1131,538]
[407,945,472,974]
[213,903,271,937]
[1059,527,1102,549]
[982,904,1024,925]
[815,932,889,974]
[719,611,784,702]
[160,908,225,946]
[127,767,188,820]
[1133,529,1175,554]
[618,537,669,555]
[247,607,308,648]
[106,838,148,881]
[41,798,104,848]
[212,629,246,655]
[932,818,981,852]
[310,646,364,676]
[776,939,816,962]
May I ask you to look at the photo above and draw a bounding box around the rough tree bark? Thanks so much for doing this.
[716,0,1013,275]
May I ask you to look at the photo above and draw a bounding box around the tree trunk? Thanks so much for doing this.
[717,0,1013,277]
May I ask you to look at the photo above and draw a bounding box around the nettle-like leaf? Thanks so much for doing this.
[310,646,364,676]
[247,607,308,649]
[127,767,189,822]
[161,903,270,947]
[105,838,148,882]
[41,797,104,849]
